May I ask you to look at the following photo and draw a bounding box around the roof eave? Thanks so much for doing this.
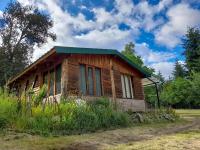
[7,48,56,85]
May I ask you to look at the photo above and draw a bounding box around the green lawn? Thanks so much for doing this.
[176,109,200,118]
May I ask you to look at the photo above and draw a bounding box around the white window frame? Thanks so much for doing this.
[121,74,134,99]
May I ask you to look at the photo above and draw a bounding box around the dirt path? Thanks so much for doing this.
[0,116,199,150]
[63,118,200,150]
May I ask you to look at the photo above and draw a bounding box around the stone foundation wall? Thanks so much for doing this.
[116,99,146,112]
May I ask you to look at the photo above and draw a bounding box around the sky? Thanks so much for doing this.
[0,0,200,79]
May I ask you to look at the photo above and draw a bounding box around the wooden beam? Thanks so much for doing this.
[110,58,116,105]
[61,58,68,97]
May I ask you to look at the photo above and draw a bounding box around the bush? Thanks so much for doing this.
[161,73,200,108]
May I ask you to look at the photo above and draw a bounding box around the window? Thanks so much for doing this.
[25,80,29,91]
[121,74,134,99]
[33,75,39,88]
[79,65,102,96]
[43,72,48,85]
[80,64,87,95]
[42,64,62,96]
[49,69,54,96]
[55,64,61,94]
[88,67,94,95]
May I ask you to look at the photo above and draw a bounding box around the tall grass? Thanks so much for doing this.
[0,89,179,135]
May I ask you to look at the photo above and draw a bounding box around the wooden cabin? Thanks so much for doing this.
[7,46,151,112]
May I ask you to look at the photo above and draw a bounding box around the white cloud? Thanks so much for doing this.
[151,62,175,79]
[15,0,194,79]
[135,43,175,64]
[155,3,200,47]
[134,42,176,79]
[115,0,134,16]
[0,10,3,18]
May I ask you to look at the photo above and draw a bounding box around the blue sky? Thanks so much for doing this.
[0,0,200,78]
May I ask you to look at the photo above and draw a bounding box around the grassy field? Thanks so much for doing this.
[0,109,199,150]
[176,109,200,118]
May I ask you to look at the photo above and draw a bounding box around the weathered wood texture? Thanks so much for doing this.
[11,53,145,101]
[132,77,144,100]
[102,68,112,97]
[61,59,68,96]
[67,54,144,100]
[67,62,79,95]
[113,70,123,98]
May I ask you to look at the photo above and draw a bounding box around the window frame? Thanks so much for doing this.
[121,74,134,99]
[42,64,62,96]
[79,64,102,97]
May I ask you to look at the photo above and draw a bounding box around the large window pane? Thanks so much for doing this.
[121,75,126,98]
[121,74,134,99]
[49,70,54,96]
[55,64,61,94]
[129,76,134,98]
[125,75,131,98]
[43,72,48,85]
[95,68,102,96]
[88,67,94,95]
[80,65,87,95]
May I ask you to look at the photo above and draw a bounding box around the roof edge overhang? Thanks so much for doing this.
[7,48,56,85]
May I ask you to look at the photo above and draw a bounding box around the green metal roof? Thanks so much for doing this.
[54,46,151,78]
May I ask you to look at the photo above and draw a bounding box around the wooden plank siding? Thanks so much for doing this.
[10,53,145,101]
[67,54,144,100]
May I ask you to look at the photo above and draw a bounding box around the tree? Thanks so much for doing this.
[183,27,200,73]
[173,61,186,79]
[160,77,191,108]
[0,2,56,86]
[121,42,154,74]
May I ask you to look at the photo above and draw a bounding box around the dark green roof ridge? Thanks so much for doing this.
[54,46,151,78]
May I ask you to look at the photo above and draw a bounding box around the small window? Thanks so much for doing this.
[55,64,61,94]
[121,74,134,99]
[80,64,87,95]
[49,70,54,96]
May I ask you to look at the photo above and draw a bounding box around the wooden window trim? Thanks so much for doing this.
[79,63,102,97]
[42,64,62,96]
[121,73,134,99]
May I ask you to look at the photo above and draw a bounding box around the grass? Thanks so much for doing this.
[0,88,199,150]
[0,120,188,150]
[175,109,200,118]
[108,130,200,150]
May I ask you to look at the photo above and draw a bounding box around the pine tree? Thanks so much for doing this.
[183,27,200,73]
[173,61,186,79]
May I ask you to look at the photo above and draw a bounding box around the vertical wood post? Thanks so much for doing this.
[61,58,68,97]
[110,58,116,107]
